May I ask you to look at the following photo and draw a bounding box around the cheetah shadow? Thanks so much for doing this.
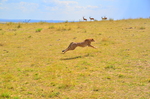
[60,54,90,60]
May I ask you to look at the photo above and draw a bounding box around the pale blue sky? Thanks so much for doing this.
[0,0,150,21]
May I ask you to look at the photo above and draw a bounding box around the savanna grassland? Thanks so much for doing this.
[0,19,150,99]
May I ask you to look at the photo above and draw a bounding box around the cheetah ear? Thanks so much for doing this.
[85,39,88,41]
[91,39,95,41]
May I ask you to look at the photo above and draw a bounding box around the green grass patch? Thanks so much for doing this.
[35,28,42,32]
[0,93,10,98]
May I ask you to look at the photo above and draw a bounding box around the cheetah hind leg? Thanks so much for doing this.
[62,42,75,53]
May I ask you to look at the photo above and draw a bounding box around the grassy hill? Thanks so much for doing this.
[0,19,150,99]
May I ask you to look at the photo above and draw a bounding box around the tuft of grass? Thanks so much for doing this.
[105,65,116,70]
[48,26,55,29]
[13,96,20,99]
[6,22,14,25]
[49,91,60,98]
[17,24,21,28]
[0,43,4,46]
[68,27,71,31]
[117,74,125,78]
[33,73,41,80]
[28,35,32,38]
[0,93,10,98]
[139,26,145,30]
[35,28,42,32]
[57,27,71,31]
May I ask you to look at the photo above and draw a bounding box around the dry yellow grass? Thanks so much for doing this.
[0,19,150,99]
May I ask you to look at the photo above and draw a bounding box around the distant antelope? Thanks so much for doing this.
[83,17,87,21]
[89,17,94,21]
[101,17,107,20]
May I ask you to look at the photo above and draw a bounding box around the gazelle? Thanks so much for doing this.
[89,17,94,21]
[83,17,87,21]
[101,16,107,20]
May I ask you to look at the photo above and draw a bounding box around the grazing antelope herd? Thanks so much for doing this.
[82,16,107,21]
